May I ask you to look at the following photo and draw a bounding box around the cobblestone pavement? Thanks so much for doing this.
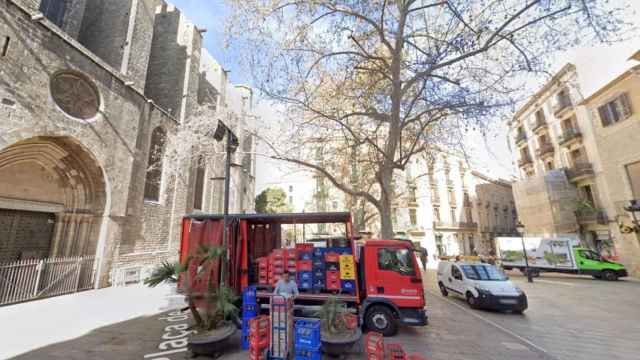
[10,271,640,359]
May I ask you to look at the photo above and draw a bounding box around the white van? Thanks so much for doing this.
[437,261,528,313]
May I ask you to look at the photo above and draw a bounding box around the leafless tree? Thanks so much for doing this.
[228,0,630,238]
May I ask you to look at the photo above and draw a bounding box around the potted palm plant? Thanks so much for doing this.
[145,245,238,358]
[317,296,362,358]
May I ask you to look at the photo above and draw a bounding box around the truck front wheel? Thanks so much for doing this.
[365,305,398,337]
[602,270,618,281]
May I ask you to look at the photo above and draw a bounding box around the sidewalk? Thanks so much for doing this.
[0,284,184,359]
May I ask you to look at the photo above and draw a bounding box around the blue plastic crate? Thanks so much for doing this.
[294,319,321,351]
[298,271,313,281]
[341,280,356,292]
[241,333,250,350]
[298,251,313,261]
[312,278,325,289]
[312,269,325,278]
[326,246,352,255]
[299,280,312,289]
[294,349,321,360]
[312,248,326,258]
[243,285,257,305]
[243,303,258,314]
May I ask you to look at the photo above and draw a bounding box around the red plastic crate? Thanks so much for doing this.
[286,249,298,259]
[365,331,384,353]
[326,271,340,281]
[250,316,270,332]
[297,260,312,272]
[326,279,340,290]
[295,244,314,251]
[324,252,340,262]
[271,249,286,257]
[258,257,269,269]
[387,344,407,360]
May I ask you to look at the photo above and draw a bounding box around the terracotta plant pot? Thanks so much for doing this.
[187,322,237,358]
[321,328,362,358]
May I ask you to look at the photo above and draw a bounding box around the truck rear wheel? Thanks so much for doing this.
[365,305,398,337]
[602,270,618,281]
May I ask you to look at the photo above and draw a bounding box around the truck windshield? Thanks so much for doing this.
[378,248,416,276]
[460,265,507,281]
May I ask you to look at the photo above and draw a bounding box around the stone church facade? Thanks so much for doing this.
[0,0,256,287]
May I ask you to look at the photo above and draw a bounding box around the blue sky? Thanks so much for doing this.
[170,0,247,84]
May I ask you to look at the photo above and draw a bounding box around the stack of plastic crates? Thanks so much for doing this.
[365,332,385,360]
[269,296,293,359]
[387,343,408,360]
[242,286,258,350]
[293,318,321,360]
[249,315,270,360]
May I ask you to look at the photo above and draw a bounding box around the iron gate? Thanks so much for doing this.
[0,256,96,306]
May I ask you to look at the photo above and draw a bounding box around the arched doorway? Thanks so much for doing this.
[0,136,107,262]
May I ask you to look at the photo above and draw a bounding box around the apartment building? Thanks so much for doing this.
[580,58,640,275]
[508,53,640,275]
[393,157,516,262]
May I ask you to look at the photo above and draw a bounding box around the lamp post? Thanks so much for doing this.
[210,120,239,287]
[516,221,533,283]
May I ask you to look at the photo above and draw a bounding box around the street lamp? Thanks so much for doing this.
[209,120,239,287]
[516,221,533,283]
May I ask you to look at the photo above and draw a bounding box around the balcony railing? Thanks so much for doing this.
[518,155,533,167]
[433,221,478,230]
[515,132,527,145]
[559,127,582,146]
[531,118,548,133]
[536,143,554,157]
[566,162,594,181]
[575,208,608,225]
[553,96,573,117]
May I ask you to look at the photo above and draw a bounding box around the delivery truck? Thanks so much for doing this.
[180,212,427,336]
[496,237,628,281]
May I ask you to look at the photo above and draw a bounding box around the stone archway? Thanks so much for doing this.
[0,136,106,262]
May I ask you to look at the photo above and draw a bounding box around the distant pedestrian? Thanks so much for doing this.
[273,272,299,298]
[418,246,428,271]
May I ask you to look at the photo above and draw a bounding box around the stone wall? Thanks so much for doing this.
[0,0,257,289]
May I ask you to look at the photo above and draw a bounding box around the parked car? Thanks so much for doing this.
[437,261,527,313]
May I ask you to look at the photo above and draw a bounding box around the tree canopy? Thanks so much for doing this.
[229,0,631,237]
[255,187,294,213]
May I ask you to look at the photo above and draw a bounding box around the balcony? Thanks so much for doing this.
[566,162,594,182]
[559,128,582,147]
[536,143,554,158]
[531,118,548,134]
[518,155,533,168]
[553,97,573,118]
[446,179,454,188]
[575,208,609,225]
[515,132,527,146]
[433,221,478,230]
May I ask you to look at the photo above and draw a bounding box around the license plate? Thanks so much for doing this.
[499,299,518,305]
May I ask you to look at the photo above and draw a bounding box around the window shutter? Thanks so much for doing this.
[598,105,611,127]
[619,93,632,119]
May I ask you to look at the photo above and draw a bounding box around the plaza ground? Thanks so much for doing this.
[2,271,639,360]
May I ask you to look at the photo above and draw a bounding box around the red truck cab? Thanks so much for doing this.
[359,240,427,335]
